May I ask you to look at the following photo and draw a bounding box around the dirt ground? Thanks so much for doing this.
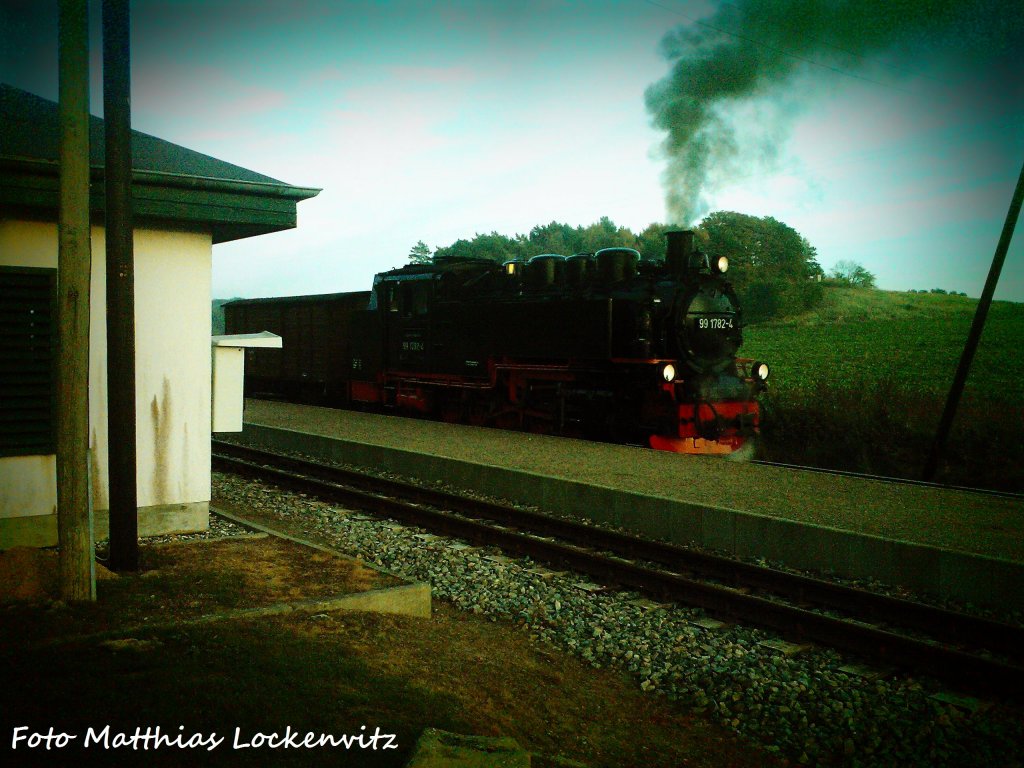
[0,535,388,644]
[0,536,382,602]
[0,522,774,767]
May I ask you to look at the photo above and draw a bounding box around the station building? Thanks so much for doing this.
[0,84,318,548]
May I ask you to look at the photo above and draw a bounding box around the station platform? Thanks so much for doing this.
[234,399,1024,611]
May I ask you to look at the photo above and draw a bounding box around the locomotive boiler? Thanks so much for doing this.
[225,230,769,455]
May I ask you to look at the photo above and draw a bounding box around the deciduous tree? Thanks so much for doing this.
[698,211,823,320]
[831,260,877,288]
[429,213,824,321]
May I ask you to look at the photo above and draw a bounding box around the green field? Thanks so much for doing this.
[742,287,1024,405]
[739,287,1024,489]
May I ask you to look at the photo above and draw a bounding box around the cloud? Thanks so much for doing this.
[644,0,1024,225]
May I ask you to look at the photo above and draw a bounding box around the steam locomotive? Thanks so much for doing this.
[224,230,769,454]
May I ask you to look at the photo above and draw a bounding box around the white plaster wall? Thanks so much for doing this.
[131,227,212,508]
[0,218,212,521]
[211,346,245,432]
[0,455,57,519]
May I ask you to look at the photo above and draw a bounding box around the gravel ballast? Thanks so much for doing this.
[213,471,1024,768]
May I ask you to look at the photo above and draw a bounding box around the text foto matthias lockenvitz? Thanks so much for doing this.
[12,725,399,751]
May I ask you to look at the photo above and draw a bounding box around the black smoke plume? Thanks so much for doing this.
[645,0,1024,225]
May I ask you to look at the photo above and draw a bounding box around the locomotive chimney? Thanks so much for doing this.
[665,230,692,276]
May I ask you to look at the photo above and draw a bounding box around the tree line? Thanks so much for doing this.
[410,212,875,322]
[409,216,666,266]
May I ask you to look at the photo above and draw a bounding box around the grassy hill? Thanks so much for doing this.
[741,287,1024,489]
[743,287,1024,405]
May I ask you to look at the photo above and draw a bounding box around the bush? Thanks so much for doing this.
[741,282,781,323]
[756,376,1023,491]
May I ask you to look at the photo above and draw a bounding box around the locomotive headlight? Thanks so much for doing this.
[713,256,729,275]
[662,363,676,382]
[752,361,770,381]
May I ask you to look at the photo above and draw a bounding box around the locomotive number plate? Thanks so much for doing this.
[698,317,733,330]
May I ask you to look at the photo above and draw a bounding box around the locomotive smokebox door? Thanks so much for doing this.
[676,285,742,374]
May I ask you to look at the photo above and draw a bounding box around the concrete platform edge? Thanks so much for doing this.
[238,423,1024,611]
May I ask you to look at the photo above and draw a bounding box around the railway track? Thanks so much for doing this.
[751,459,1023,500]
[212,439,1024,699]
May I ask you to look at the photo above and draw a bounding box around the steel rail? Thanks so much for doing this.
[751,459,1023,501]
[212,441,1024,698]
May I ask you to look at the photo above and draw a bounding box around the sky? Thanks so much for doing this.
[2,0,1022,301]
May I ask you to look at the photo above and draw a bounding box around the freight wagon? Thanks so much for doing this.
[224,291,370,401]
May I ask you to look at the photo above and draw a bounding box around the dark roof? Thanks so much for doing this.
[0,84,320,243]
[224,291,371,308]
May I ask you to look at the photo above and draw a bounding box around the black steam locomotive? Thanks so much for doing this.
[225,230,768,455]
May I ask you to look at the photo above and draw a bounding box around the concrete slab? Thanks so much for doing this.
[734,514,829,571]
[211,505,432,619]
[0,514,56,549]
[700,504,736,553]
[0,501,209,549]
[939,551,1024,609]
[829,528,942,591]
[405,728,530,768]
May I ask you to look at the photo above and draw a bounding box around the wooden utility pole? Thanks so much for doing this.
[922,160,1024,481]
[103,0,139,571]
[57,0,96,602]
